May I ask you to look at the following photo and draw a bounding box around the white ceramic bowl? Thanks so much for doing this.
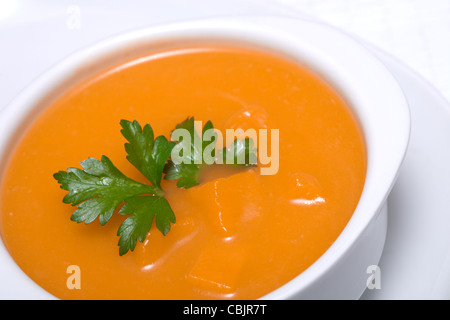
[0,16,410,299]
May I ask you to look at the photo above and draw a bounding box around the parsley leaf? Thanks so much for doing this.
[163,162,200,189]
[117,195,175,256]
[120,120,175,188]
[164,117,257,188]
[219,137,258,167]
[53,155,159,226]
[163,117,217,189]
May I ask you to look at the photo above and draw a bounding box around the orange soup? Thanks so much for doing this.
[0,45,366,299]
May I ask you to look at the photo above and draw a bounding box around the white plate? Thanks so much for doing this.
[360,44,450,299]
[1,3,450,299]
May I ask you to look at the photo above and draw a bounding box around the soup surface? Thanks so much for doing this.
[0,45,366,299]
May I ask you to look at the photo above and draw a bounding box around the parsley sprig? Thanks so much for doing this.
[54,118,256,255]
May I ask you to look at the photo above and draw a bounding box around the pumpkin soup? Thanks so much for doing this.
[0,45,366,299]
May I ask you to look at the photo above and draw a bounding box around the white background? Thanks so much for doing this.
[263,0,450,103]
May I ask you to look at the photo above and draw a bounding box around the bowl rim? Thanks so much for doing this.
[0,15,410,299]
